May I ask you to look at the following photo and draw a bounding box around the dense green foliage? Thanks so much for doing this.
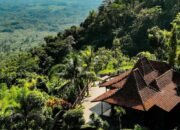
[90,113,109,130]
[63,108,85,129]
[0,0,179,129]
[71,0,179,55]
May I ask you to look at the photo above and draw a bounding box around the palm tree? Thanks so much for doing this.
[48,55,82,104]
[60,54,84,93]
[52,47,99,95]
[80,71,98,95]
[49,48,99,106]
[1,88,47,130]
[114,106,126,130]
[80,46,99,95]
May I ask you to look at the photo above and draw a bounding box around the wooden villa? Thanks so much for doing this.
[92,57,180,129]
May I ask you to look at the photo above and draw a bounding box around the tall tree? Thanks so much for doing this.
[114,106,126,130]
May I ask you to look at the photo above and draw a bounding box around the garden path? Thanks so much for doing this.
[82,79,111,123]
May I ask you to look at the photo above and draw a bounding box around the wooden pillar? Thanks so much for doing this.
[111,104,115,116]
[101,102,103,115]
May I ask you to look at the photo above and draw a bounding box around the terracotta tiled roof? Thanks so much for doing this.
[149,60,171,73]
[92,57,180,112]
[111,77,128,88]
[144,70,159,85]
[99,58,170,89]
[99,70,131,87]
[155,69,173,89]
[134,57,155,75]
[143,82,179,112]
[93,69,149,108]
[92,89,118,102]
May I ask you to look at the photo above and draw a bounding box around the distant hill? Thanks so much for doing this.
[0,0,102,53]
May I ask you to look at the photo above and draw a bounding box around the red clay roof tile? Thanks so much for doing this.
[93,57,180,112]
[99,70,131,87]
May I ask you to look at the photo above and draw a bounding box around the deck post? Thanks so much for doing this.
[101,102,103,115]
[111,104,115,116]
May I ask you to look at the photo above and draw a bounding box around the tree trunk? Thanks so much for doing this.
[169,28,177,67]
[25,118,29,130]
[160,0,164,8]
[119,116,121,130]
[87,86,89,96]
[132,0,135,8]
[23,110,29,130]
[87,81,90,96]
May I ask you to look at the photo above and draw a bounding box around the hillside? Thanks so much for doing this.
[0,0,179,130]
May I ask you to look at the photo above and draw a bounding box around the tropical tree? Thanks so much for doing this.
[90,113,109,130]
[136,51,156,60]
[169,13,180,67]
[114,106,126,130]
[148,12,180,67]
[0,86,49,130]
[48,53,85,103]
[0,52,40,87]
[169,27,178,67]
[49,48,99,103]
[62,108,85,130]
[80,46,99,95]
[60,54,84,93]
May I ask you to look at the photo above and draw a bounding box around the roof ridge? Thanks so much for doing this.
[99,70,131,87]
[103,89,119,100]
[133,69,147,111]
[140,58,146,75]
[133,68,148,90]
[91,89,118,102]
[141,57,155,75]
[156,69,173,80]
[155,69,173,90]
[149,59,169,64]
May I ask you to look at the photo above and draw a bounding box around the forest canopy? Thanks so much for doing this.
[0,0,179,129]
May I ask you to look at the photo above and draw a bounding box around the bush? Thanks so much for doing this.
[63,108,85,129]
[90,113,109,130]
